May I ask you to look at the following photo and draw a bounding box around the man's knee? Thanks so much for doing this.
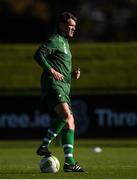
[54,102,75,128]
[54,102,72,119]
[65,114,75,129]
[58,111,74,125]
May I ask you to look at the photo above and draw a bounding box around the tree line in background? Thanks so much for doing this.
[0,0,137,42]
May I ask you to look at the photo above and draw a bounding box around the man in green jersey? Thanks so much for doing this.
[34,12,85,172]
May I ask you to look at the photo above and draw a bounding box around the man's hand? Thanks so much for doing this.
[72,67,80,79]
[50,68,64,81]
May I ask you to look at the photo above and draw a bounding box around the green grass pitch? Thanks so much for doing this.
[1,43,137,95]
[0,139,137,179]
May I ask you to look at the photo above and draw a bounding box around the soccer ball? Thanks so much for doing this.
[92,147,102,153]
[40,155,60,173]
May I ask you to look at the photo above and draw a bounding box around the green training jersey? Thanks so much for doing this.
[34,32,72,84]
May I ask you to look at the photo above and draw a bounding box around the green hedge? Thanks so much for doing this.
[0,43,137,95]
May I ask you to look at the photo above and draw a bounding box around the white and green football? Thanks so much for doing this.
[40,155,60,173]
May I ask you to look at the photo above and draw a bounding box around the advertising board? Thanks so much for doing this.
[0,94,137,139]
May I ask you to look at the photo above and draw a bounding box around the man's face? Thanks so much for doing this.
[63,18,76,38]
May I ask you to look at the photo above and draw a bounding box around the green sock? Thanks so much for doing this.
[42,117,66,147]
[61,129,75,165]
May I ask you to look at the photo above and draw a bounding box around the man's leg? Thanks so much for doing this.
[36,112,67,156]
[54,103,85,172]
[61,128,75,165]
[55,103,75,164]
